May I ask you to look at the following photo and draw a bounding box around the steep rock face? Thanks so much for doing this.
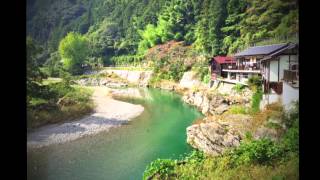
[76,78,128,88]
[103,70,153,87]
[179,71,203,89]
[187,121,241,156]
[182,88,252,116]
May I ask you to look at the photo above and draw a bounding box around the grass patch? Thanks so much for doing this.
[27,82,94,129]
[250,88,263,114]
[232,83,246,93]
[41,77,62,85]
[227,105,249,115]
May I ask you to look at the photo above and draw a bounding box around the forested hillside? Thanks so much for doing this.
[27,0,298,74]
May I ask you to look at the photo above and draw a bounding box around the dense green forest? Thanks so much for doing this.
[27,0,298,76]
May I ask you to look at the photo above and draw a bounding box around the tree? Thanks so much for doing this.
[27,36,47,100]
[221,0,247,54]
[58,32,89,75]
[194,0,228,56]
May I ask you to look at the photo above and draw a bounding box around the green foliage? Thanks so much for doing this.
[27,80,93,128]
[110,55,144,66]
[41,51,64,77]
[202,73,211,84]
[228,105,248,114]
[247,75,262,90]
[143,103,299,179]
[191,59,210,83]
[27,36,48,100]
[194,0,228,55]
[232,83,245,93]
[143,150,204,180]
[28,0,298,66]
[251,88,263,113]
[280,102,299,153]
[59,32,89,75]
[143,159,177,180]
[151,51,188,82]
[229,138,283,166]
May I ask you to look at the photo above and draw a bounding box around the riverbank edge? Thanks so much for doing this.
[27,86,145,149]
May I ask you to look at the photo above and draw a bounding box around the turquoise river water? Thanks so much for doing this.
[27,88,203,180]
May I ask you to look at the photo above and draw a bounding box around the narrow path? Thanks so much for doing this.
[27,86,144,149]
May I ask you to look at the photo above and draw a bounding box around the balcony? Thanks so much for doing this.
[283,69,299,88]
[283,69,298,82]
[222,68,261,74]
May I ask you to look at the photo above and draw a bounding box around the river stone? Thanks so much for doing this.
[215,103,229,115]
[201,96,210,114]
[187,121,241,156]
[194,92,204,107]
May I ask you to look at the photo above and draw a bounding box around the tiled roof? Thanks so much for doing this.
[261,43,298,61]
[213,56,236,64]
[234,43,289,57]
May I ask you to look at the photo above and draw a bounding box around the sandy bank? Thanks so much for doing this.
[27,86,144,149]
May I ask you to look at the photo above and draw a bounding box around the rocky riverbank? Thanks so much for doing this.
[182,88,252,115]
[182,84,287,155]
[27,86,144,149]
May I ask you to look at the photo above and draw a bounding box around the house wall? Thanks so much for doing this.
[260,93,282,110]
[268,55,298,82]
[279,56,289,80]
[282,81,299,111]
[269,60,279,81]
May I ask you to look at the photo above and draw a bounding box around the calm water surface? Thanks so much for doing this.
[27,88,202,180]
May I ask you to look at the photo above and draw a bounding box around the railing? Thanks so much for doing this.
[283,69,298,82]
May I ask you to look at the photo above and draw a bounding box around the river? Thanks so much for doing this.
[27,88,203,180]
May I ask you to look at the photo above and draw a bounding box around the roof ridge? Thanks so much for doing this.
[250,43,288,48]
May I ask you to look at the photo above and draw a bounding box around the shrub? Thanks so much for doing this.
[247,75,262,89]
[280,102,299,153]
[251,88,263,113]
[202,73,211,84]
[192,61,209,83]
[143,159,177,180]
[232,83,245,93]
[230,138,283,166]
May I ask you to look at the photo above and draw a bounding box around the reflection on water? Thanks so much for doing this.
[27,88,202,180]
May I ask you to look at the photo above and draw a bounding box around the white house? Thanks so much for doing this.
[225,43,290,84]
[259,43,299,110]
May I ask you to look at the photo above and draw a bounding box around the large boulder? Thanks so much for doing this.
[187,121,241,156]
[214,103,229,115]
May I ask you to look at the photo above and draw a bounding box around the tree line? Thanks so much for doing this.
[27,0,298,76]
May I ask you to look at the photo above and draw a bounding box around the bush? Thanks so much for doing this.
[247,75,262,89]
[251,88,263,113]
[192,61,209,83]
[280,102,299,153]
[143,159,177,180]
[232,83,245,93]
[202,73,211,84]
[27,79,94,128]
[230,138,283,166]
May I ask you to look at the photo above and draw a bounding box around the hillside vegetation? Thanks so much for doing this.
[27,0,298,75]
